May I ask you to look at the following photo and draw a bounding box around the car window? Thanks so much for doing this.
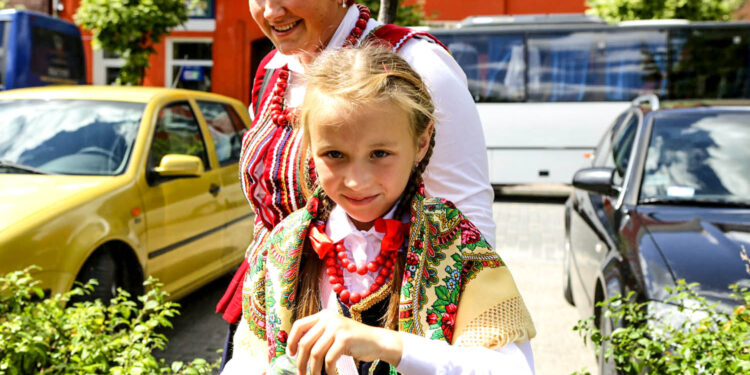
[148,102,209,171]
[196,101,245,166]
[593,111,629,167]
[604,112,639,185]
[640,112,750,204]
[0,99,143,176]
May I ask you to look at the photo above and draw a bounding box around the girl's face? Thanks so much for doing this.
[309,101,432,231]
[249,0,347,64]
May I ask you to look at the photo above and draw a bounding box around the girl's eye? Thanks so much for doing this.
[325,151,343,159]
[372,150,390,158]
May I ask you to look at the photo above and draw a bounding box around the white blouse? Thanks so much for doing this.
[260,5,497,249]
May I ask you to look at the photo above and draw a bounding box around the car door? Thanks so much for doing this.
[569,110,639,313]
[140,100,227,296]
[195,100,254,266]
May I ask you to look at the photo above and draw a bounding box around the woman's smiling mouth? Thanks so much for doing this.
[271,20,300,33]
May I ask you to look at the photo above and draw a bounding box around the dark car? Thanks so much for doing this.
[563,95,750,373]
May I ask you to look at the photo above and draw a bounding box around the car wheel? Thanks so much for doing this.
[563,236,575,306]
[72,248,132,303]
[598,311,618,375]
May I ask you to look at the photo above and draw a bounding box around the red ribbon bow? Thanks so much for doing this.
[309,224,334,259]
[308,219,409,259]
[374,218,410,252]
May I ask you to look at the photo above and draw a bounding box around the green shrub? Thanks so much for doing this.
[572,280,750,374]
[0,267,218,374]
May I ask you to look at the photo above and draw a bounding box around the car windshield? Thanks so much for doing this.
[640,112,750,205]
[0,99,144,175]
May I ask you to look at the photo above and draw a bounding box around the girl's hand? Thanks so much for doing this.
[286,310,403,375]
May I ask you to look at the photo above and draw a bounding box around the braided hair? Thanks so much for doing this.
[295,44,437,328]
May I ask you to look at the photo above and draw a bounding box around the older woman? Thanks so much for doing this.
[216,0,498,370]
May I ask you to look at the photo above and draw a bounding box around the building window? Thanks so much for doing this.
[187,0,215,19]
[166,38,213,92]
[93,49,125,85]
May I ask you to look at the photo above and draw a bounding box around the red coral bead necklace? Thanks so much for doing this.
[268,4,371,127]
[309,217,408,305]
[324,240,399,305]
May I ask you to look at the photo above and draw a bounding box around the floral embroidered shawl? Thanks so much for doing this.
[237,183,536,367]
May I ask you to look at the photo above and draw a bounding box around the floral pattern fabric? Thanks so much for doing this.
[240,182,535,369]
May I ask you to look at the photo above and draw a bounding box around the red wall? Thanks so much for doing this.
[419,0,585,21]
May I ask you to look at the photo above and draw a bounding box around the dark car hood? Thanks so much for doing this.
[635,206,750,305]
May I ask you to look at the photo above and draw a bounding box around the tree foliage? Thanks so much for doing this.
[586,0,744,23]
[360,0,426,26]
[0,267,218,374]
[74,0,191,86]
[572,280,750,374]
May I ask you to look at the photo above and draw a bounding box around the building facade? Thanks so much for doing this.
[13,0,584,106]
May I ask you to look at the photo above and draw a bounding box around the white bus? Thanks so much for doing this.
[430,14,750,186]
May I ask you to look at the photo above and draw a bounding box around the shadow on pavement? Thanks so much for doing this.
[494,194,568,205]
[493,184,571,205]
[154,271,234,368]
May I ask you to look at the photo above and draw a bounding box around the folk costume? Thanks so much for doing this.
[224,183,536,374]
[216,3,496,365]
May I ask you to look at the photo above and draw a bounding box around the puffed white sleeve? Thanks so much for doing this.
[395,332,535,375]
[398,38,497,248]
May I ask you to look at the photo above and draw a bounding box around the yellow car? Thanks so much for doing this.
[0,86,254,301]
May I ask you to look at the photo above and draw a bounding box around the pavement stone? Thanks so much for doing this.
[493,195,597,375]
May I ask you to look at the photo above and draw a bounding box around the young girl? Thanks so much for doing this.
[224,45,536,375]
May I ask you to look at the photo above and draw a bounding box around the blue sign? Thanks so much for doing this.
[181,66,204,82]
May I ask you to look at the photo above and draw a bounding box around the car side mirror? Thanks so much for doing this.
[153,154,204,178]
[572,167,618,196]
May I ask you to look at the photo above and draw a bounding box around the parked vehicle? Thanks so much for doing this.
[563,95,750,373]
[0,9,86,91]
[430,15,750,186]
[0,86,253,301]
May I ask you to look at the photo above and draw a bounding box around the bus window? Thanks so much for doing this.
[668,28,750,99]
[603,31,667,100]
[0,20,7,89]
[438,33,525,102]
[528,32,597,102]
[0,10,85,90]
[484,35,525,102]
[527,31,667,102]
[31,25,85,84]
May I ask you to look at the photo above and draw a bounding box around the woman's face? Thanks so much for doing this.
[249,0,348,62]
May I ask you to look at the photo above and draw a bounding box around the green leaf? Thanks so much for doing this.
[434,286,450,301]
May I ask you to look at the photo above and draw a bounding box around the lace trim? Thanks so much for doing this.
[453,295,535,349]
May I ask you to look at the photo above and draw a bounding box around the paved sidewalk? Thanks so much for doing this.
[493,193,597,375]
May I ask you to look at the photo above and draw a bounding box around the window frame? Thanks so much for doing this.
[92,49,126,85]
[196,100,246,167]
[165,37,214,91]
[146,100,211,185]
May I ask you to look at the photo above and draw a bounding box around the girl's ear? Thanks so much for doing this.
[415,121,434,163]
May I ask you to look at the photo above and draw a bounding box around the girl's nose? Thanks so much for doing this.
[344,163,373,190]
[262,0,285,20]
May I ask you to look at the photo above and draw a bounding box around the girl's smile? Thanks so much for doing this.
[309,101,432,231]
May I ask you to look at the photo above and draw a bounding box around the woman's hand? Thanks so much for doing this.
[286,310,403,375]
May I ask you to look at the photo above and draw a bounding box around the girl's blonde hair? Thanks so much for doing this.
[295,43,437,330]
